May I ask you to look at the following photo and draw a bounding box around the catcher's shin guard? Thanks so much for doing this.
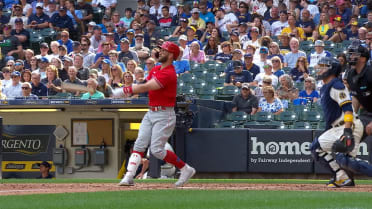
[336,153,372,177]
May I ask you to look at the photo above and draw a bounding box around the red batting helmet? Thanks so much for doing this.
[160,41,180,60]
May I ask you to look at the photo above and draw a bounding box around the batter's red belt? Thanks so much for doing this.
[149,106,173,111]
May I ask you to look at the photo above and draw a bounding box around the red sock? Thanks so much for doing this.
[163,150,185,169]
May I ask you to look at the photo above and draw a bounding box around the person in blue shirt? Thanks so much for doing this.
[243,53,260,79]
[49,6,74,33]
[30,71,47,97]
[298,76,319,104]
[65,0,83,29]
[236,2,251,23]
[346,21,359,40]
[27,3,50,29]
[224,61,253,87]
[199,3,215,24]
[173,48,190,74]
[336,0,352,25]
[0,7,10,26]
[57,30,74,54]
[310,57,364,188]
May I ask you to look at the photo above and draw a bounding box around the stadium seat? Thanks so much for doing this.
[204,72,218,83]
[179,73,193,83]
[215,65,227,76]
[292,121,312,129]
[216,121,235,128]
[191,78,206,93]
[252,112,273,122]
[282,67,292,73]
[198,86,217,100]
[264,121,286,129]
[179,85,194,95]
[316,121,326,130]
[227,111,249,122]
[275,111,298,124]
[213,78,225,88]
[215,85,238,101]
[302,110,322,122]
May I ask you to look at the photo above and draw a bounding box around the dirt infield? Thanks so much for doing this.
[1,183,372,196]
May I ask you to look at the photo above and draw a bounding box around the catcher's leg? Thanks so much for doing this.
[336,154,372,177]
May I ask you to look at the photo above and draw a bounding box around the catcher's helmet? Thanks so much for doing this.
[347,40,370,66]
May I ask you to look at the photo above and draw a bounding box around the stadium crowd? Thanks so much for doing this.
[0,0,371,115]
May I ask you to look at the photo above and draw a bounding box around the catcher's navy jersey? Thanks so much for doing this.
[320,78,353,130]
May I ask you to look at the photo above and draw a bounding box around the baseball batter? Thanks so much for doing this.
[310,57,364,188]
[117,41,196,187]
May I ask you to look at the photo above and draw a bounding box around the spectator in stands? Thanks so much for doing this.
[323,16,346,43]
[278,33,291,55]
[118,38,139,65]
[45,1,57,18]
[3,71,22,98]
[23,49,33,70]
[1,24,23,64]
[80,39,95,69]
[236,2,251,24]
[281,15,306,41]
[19,82,38,99]
[0,8,10,28]
[122,71,137,97]
[130,33,150,64]
[188,8,206,34]
[57,30,74,54]
[277,74,299,108]
[215,8,238,33]
[173,48,191,74]
[99,59,112,82]
[51,57,62,72]
[85,21,96,38]
[267,42,284,63]
[81,78,105,99]
[149,0,163,20]
[143,57,156,72]
[231,83,258,115]
[256,46,271,72]
[252,62,279,87]
[6,60,15,72]
[271,10,289,36]
[111,10,124,28]
[271,56,285,78]
[31,71,47,97]
[336,0,351,24]
[266,6,279,24]
[243,53,260,80]
[0,80,6,100]
[92,0,117,13]
[159,6,173,28]
[109,64,123,89]
[92,42,110,69]
[90,26,106,52]
[214,41,232,63]
[20,69,31,83]
[9,4,28,29]
[96,32,116,53]
[185,26,201,47]
[224,49,244,73]
[27,2,49,29]
[337,53,348,73]
[252,15,267,37]
[63,66,84,96]
[290,56,309,82]
[108,50,125,72]
[299,76,319,103]
[199,2,215,24]
[10,18,28,50]
[96,75,113,98]
[229,31,241,48]
[184,41,206,64]
[76,0,94,28]
[224,61,253,87]
[308,40,332,68]
[74,54,89,81]
[328,5,340,25]
[1,67,12,90]
[243,27,260,51]
[237,22,249,43]
[35,42,51,62]
[48,41,59,59]
[151,46,161,61]
[121,8,134,29]
[36,161,53,179]
[15,59,24,72]
[162,0,177,17]
[60,56,72,81]
[313,12,330,40]
[172,18,189,38]
[50,6,74,33]
[133,67,147,86]
[300,0,319,21]
[284,38,306,68]
[358,27,368,43]
[41,65,62,96]
[28,56,38,71]
[203,36,219,56]
[258,86,283,115]
[346,21,359,40]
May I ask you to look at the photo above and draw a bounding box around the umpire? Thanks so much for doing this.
[346,43,372,137]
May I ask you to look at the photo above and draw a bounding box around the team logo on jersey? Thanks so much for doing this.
[339,92,346,99]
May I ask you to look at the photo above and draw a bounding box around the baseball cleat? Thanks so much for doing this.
[326,178,355,188]
[175,164,196,187]
[118,176,134,186]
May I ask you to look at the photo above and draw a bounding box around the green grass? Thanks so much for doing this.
[2,179,372,209]
[1,189,372,209]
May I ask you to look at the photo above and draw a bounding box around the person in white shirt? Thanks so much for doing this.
[252,62,279,87]
[300,0,319,20]
[149,0,163,20]
[284,37,306,68]
[308,40,332,67]
[3,71,22,98]
[1,67,12,90]
[271,10,289,36]
[91,0,117,10]
[255,46,271,73]
[214,8,238,33]
[243,27,260,51]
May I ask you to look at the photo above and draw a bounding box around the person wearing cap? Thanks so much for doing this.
[30,71,47,97]
[14,59,24,72]
[242,53,260,79]
[215,8,238,33]
[256,46,271,72]
[281,14,306,41]
[9,4,28,29]
[1,24,23,64]
[188,8,206,32]
[85,21,97,37]
[243,27,260,50]
[308,40,332,67]
[224,60,253,87]
[57,30,74,54]
[130,33,150,64]
[35,57,50,79]
[283,38,306,68]
[118,41,196,187]
[76,0,94,26]
[36,42,52,61]
[231,83,259,115]
[271,10,289,36]
[323,16,346,42]
[171,17,189,38]
[92,42,111,69]
[11,18,29,49]
[185,26,202,48]
[36,161,53,179]
[225,49,243,73]
[3,71,22,98]
[49,5,74,32]
[253,62,279,87]
[118,38,140,64]
[158,6,173,27]
[27,2,50,29]
[90,25,106,52]
[1,67,12,89]
[80,78,105,99]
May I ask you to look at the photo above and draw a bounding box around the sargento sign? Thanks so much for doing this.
[1,134,50,155]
